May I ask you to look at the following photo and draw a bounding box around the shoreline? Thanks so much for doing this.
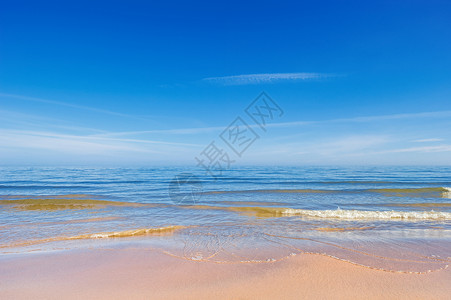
[1,246,450,299]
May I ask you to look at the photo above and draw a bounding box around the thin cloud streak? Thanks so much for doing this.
[380,145,451,153]
[0,109,109,134]
[95,109,451,138]
[412,138,444,143]
[0,93,146,120]
[266,110,451,129]
[203,72,336,85]
[0,129,205,164]
[3,129,200,147]
[92,126,226,137]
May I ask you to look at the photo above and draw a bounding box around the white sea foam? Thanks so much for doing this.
[442,187,451,198]
[282,208,451,220]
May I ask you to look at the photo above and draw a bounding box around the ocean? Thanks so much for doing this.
[1,166,450,273]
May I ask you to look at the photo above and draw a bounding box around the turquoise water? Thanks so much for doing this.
[1,166,450,272]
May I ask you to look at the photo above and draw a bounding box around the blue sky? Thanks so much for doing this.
[0,0,451,166]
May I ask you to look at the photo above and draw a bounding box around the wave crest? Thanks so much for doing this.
[186,205,451,220]
[0,226,186,249]
[282,208,451,220]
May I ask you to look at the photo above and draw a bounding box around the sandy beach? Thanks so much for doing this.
[2,0,451,297]
[1,246,450,300]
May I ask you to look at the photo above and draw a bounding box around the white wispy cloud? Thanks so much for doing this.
[412,138,444,143]
[95,109,451,138]
[0,109,109,134]
[203,72,335,85]
[382,145,451,153]
[0,129,201,156]
[315,135,390,155]
[0,93,147,120]
[265,110,451,129]
[263,135,390,156]
[91,126,226,137]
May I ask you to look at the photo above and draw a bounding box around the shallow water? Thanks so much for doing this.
[1,166,450,273]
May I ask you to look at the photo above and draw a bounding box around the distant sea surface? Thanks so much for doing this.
[1,166,451,273]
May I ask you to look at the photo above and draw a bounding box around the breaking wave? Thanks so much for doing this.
[0,226,186,249]
[185,205,451,220]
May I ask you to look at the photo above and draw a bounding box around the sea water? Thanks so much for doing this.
[1,166,450,273]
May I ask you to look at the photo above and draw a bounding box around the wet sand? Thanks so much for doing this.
[1,247,450,299]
